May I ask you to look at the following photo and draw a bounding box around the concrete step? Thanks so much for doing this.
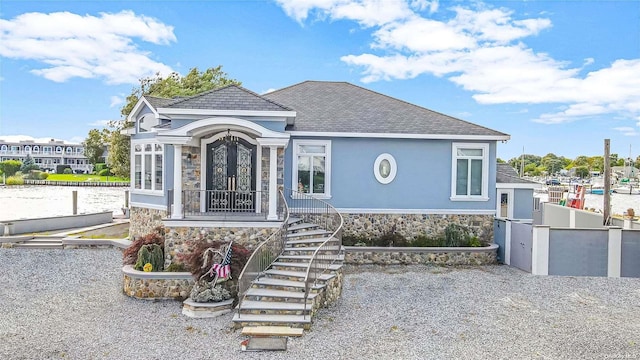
[238,300,310,311]
[244,287,317,301]
[285,229,330,239]
[232,313,311,326]
[280,250,342,258]
[287,223,318,232]
[265,265,342,281]
[285,237,337,247]
[271,262,343,273]
[13,239,63,249]
[278,250,344,264]
[287,217,303,225]
[241,326,304,337]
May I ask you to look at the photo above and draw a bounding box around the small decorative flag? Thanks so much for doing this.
[210,244,232,279]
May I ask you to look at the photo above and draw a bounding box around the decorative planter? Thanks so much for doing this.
[122,265,194,300]
[344,244,498,266]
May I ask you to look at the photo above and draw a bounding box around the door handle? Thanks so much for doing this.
[232,176,236,191]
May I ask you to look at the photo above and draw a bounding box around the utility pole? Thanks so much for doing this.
[603,139,611,226]
[520,147,525,177]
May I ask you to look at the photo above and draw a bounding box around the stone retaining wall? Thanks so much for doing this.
[344,244,498,266]
[130,207,167,239]
[164,226,278,267]
[122,265,194,300]
[341,213,494,242]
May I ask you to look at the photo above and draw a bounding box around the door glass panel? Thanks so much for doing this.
[236,143,252,193]
[212,144,227,191]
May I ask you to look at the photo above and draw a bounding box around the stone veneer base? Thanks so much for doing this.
[182,298,234,318]
[122,265,194,300]
[344,244,498,266]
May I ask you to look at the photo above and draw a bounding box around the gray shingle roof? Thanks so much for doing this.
[263,81,509,136]
[144,96,175,109]
[496,163,538,184]
[160,85,292,111]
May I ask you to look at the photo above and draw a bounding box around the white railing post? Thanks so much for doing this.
[607,226,622,278]
[504,220,512,265]
[532,225,550,275]
[172,144,183,219]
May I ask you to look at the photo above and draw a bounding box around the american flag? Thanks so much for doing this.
[210,244,233,279]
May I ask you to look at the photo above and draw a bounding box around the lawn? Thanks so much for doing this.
[46,174,129,182]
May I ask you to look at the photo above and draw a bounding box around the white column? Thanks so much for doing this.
[531,225,550,276]
[172,144,183,219]
[607,226,622,278]
[569,209,576,228]
[267,145,278,220]
[504,220,512,265]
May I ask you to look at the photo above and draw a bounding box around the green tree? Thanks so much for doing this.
[574,166,589,178]
[20,155,39,172]
[108,66,241,178]
[83,129,106,166]
[0,160,22,176]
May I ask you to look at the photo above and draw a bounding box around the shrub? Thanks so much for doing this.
[181,240,251,281]
[56,165,71,174]
[63,168,73,174]
[98,168,112,176]
[342,235,370,246]
[0,160,22,177]
[39,172,49,180]
[6,176,24,185]
[165,263,187,272]
[94,163,108,173]
[134,244,164,272]
[410,235,446,247]
[24,170,42,180]
[122,227,165,265]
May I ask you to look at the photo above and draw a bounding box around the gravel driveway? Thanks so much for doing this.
[1,248,639,360]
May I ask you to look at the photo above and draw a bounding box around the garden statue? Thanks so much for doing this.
[190,241,233,303]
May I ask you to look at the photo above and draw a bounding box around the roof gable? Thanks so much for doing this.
[161,85,292,112]
[263,81,509,137]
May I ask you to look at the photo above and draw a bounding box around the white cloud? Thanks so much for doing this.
[110,95,124,108]
[277,0,640,126]
[88,120,112,127]
[613,127,639,136]
[0,10,176,84]
[274,0,413,27]
[262,88,277,94]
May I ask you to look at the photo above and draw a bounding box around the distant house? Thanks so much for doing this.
[0,136,92,173]
[125,81,511,263]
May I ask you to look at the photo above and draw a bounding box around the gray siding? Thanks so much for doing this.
[621,229,640,277]
[513,188,534,220]
[548,229,608,276]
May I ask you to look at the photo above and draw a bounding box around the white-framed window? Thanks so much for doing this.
[292,139,331,198]
[0,145,6,153]
[24,146,31,153]
[76,147,84,155]
[373,153,397,184]
[43,146,52,154]
[55,146,63,154]
[451,143,489,201]
[132,141,164,193]
[10,146,19,154]
[32,145,39,154]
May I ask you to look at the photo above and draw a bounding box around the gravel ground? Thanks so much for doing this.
[1,248,639,360]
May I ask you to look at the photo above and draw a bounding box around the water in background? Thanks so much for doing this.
[0,186,128,221]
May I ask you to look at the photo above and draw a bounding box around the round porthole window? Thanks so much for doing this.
[374,153,397,184]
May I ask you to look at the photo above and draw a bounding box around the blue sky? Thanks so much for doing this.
[0,0,638,161]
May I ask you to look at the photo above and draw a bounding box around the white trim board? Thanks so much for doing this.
[163,220,283,228]
[497,183,543,189]
[158,108,296,118]
[130,202,168,211]
[287,131,510,141]
[333,208,496,215]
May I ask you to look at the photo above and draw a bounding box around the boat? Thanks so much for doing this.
[588,188,613,195]
[612,186,640,195]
